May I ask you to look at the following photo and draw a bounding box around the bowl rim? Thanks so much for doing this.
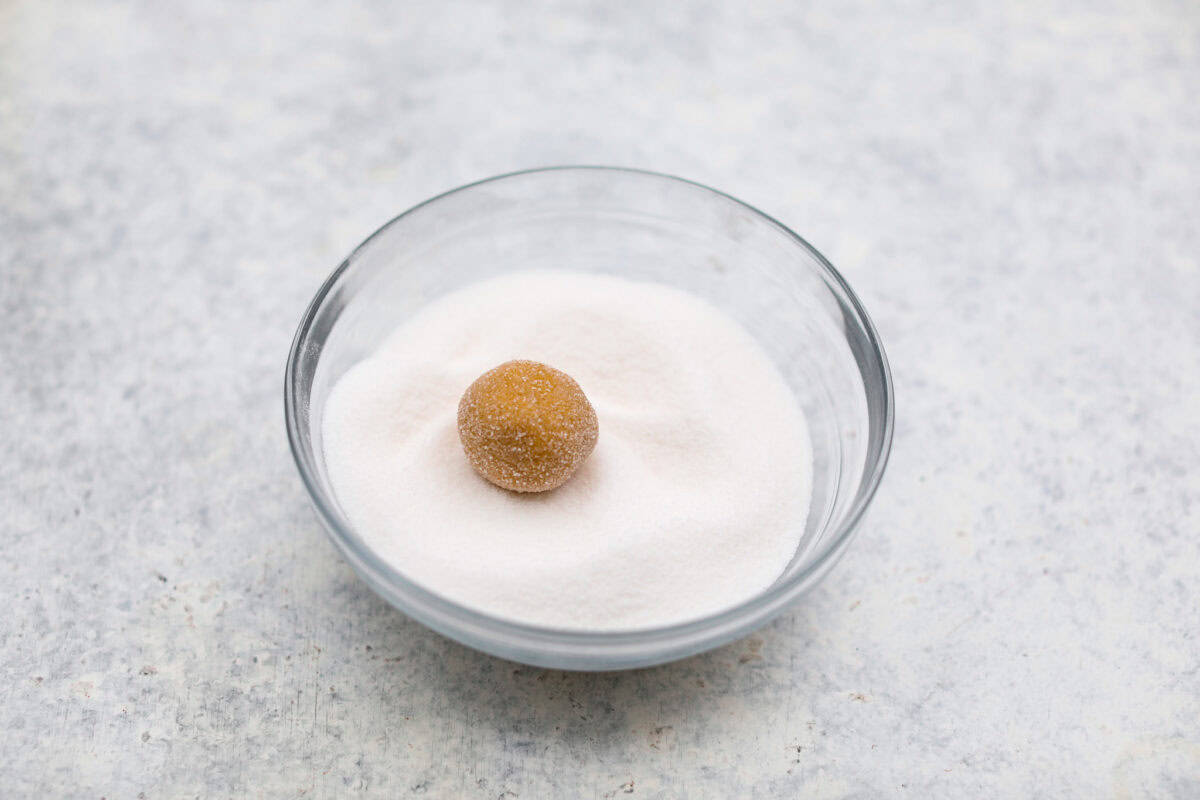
[284,165,894,648]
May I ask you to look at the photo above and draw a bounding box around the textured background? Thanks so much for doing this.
[2,1,1199,797]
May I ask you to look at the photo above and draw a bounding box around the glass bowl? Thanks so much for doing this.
[285,167,893,670]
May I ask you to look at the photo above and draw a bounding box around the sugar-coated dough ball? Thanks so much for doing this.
[457,360,599,492]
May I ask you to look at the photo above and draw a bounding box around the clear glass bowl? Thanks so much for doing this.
[285,167,893,670]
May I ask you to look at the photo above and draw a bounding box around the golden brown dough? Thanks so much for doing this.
[457,360,599,492]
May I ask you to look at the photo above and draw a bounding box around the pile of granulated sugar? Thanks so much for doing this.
[322,271,812,630]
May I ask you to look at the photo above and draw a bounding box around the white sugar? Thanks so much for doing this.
[322,272,813,630]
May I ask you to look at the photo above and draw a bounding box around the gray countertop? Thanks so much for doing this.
[3,1,1198,797]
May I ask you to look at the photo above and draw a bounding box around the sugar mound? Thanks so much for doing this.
[322,271,813,630]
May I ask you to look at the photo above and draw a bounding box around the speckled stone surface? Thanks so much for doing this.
[2,1,1199,797]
